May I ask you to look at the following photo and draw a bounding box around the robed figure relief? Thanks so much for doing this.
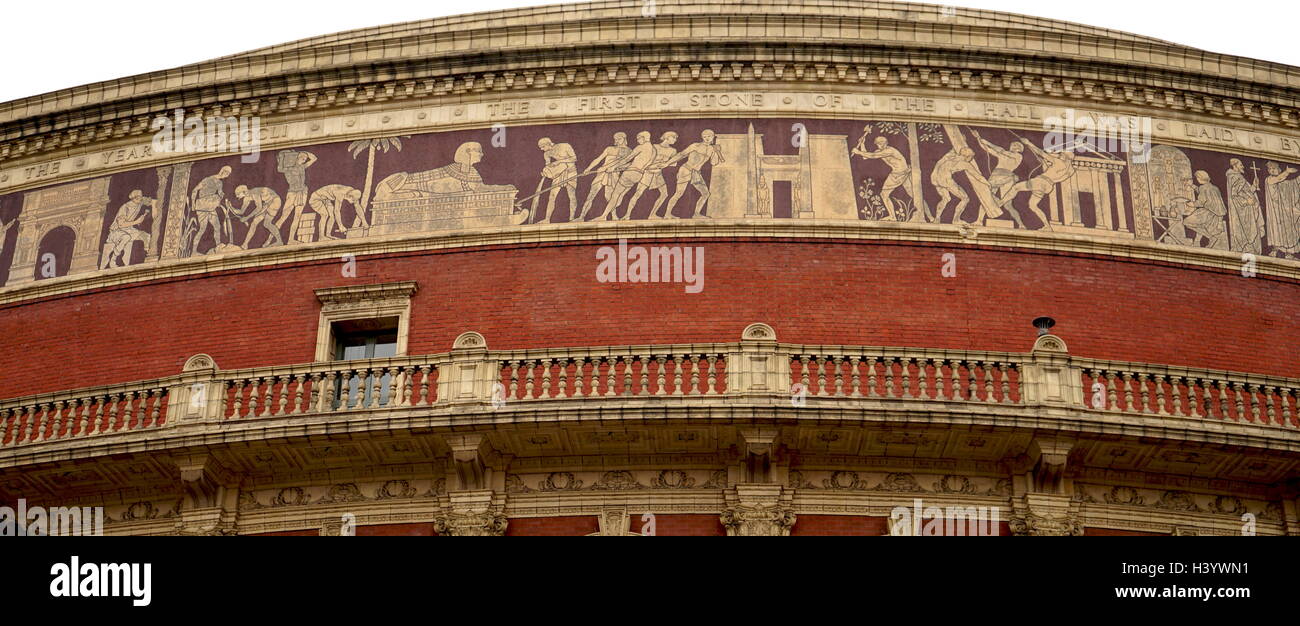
[1264,161,1300,257]
[1225,158,1266,254]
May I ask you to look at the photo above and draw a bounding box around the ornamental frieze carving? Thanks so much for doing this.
[651,470,696,489]
[877,473,927,493]
[432,510,508,537]
[721,485,796,537]
[272,486,311,507]
[1075,484,1281,521]
[8,116,1300,291]
[537,472,583,492]
[1008,512,1084,537]
[374,480,417,500]
[720,504,797,537]
[315,483,366,505]
[933,475,978,495]
[823,471,872,491]
[589,471,644,491]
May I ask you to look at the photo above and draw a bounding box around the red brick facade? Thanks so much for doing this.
[4,239,1296,400]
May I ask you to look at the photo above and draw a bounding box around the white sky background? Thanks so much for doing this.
[1,0,1296,104]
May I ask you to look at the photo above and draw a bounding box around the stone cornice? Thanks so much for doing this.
[4,399,1299,470]
[4,0,1300,166]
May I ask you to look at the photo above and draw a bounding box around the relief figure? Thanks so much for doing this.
[577,132,630,221]
[231,186,284,248]
[100,190,155,269]
[930,148,990,224]
[531,137,578,223]
[996,140,1076,231]
[1264,161,1300,256]
[662,129,724,219]
[1225,158,1265,254]
[275,150,318,241]
[852,135,916,221]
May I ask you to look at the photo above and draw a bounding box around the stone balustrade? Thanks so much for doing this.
[1080,361,1300,428]
[2,325,1296,450]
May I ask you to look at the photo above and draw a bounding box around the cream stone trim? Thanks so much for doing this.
[3,219,1299,308]
[312,281,417,362]
[10,88,1300,195]
[5,0,1300,170]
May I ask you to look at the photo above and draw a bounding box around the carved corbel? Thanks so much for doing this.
[443,433,504,491]
[1028,438,1074,495]
[170,453,240,535]
[433,490,508,537]
[720,484,796,537]
[736,428,785,484]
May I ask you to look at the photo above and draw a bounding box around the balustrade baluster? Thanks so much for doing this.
[884,358,897,398]
[110,394,127,432]
[382,367,396,406]
[148,389,163,427]
[50,401,66,438]
[671,355,685,396]
[1199,380,1214,418]
[1158,375,1172,415]
[706,356,719,395]
[536,360,550,399]
[230,380,244,418]
[845,356,860,398]
[620,357,632,396]
[635,356,647,396]
[20,406,35,442]
[689,355,702,396]
[981,363,995,403]
[272,376,287,415]
[415,366,430,406]
[900,358,914,399]
[288,374,303,413]
[597,357,612,397]
[916,359,930,400]
[573,358,587,398]
[259,377,274,416]
[518,360,533,399]
[371,368,385,408]
[1169,377,1183,416]
[1137,373,1152,413]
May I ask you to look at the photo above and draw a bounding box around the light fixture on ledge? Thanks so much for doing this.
[1032,317,1057,337]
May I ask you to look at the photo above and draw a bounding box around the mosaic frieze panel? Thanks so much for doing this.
[1,117,1295,287]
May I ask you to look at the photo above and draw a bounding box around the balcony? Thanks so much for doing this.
[2,324,1298,464]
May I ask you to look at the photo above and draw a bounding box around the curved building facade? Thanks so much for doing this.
[1,0,1298,536]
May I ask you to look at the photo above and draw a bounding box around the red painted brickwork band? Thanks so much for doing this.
[3,239,1297,399]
